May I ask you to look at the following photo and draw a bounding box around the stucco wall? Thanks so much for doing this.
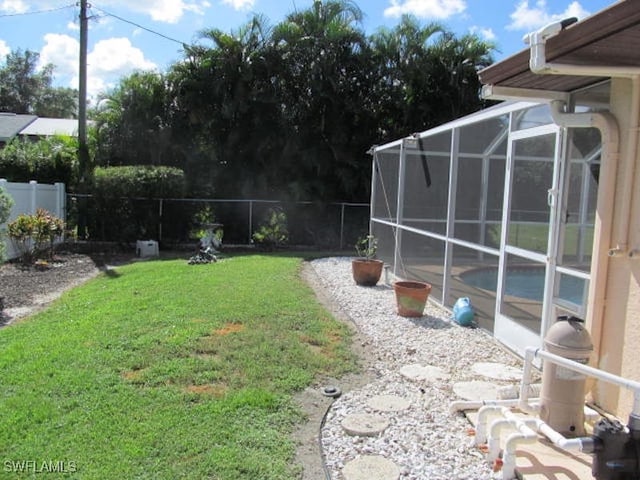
[595,77,640,417]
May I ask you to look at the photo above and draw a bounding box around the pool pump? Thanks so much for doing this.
[590,414,640,480]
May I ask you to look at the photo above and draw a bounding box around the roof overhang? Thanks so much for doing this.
[479,0,640,99]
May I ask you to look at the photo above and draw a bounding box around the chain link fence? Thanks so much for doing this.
[66,194,370,250]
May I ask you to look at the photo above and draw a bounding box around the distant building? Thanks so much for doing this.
[0,113,86,146]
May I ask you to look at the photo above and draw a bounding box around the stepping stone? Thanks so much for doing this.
[341,413,390,437]
[342,455,400,480]
[400,363,450,382]
[471,362,522,381]
[367,394,410,412]
[453,381,500,401]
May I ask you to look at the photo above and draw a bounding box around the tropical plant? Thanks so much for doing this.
[354,233,377,260]
[252,208,289,249]
[7,208,64,264]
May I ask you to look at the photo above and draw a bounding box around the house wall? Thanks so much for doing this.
[0,179,66,260]
[594,77,640,417]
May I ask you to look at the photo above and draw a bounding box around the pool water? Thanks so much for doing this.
[460,267,585,305]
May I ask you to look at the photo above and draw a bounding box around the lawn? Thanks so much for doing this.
[0,254,356,479]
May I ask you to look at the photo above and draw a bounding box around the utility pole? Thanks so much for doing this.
[78,0,89,238]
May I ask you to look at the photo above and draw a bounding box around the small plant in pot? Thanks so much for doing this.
[352,234,384,286]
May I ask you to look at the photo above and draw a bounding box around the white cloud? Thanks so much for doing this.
[221,0,254,10]
[508,0,590,31]
[383,0,466,19]
[108,0,210,24]
[84,38,158,98]
[0,0,27,14]
[39,34,79,78]
[0,39,10,60]
[88,37,157,78]
[37,34,157,99]
[469,26,496,41]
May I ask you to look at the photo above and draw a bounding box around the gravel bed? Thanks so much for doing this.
[310,257,526,480]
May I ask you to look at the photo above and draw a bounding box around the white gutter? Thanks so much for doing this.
[524,18,640,78]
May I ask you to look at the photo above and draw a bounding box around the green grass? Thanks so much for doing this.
[0,254,356,479]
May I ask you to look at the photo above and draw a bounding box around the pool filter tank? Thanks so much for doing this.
[540,315,593,436]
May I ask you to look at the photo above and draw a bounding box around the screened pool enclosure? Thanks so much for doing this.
[370,100,601,356]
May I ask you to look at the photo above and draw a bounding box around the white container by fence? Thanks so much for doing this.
[136,240,159,258]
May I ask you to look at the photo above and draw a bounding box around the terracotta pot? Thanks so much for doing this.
[351,258,384,286]
[393,281,432,317]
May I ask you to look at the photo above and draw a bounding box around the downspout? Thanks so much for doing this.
[549,99,619,366]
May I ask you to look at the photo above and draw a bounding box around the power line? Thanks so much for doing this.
[89,5,188,47]
[0,4,75,18]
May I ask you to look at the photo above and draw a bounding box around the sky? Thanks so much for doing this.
[0,0,617,104]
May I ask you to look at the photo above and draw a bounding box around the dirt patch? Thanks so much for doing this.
[293,262,377,480]
[212,322,245,336]
[0,251,136,326]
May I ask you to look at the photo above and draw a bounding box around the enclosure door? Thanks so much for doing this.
[494,125,563,356]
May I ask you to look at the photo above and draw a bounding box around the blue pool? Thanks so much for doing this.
[460,267,585,304]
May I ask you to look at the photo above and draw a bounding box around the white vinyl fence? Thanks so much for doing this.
[0,179,66,261]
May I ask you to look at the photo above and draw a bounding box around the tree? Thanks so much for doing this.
[369,16,495,141]
[94,2,496,205]
[93,71,177,168]
[0,49,77,118]
[170,14,283,197]
[270,0,376,201]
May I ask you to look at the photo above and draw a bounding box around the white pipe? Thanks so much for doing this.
[535,418,598,453]
[527,347,640,417]
[449,398,525,416]
[497,383,541,400]
[479,406,597,480]
[486,408,538,460]
[549,99,621,255]
[519,348,540,415]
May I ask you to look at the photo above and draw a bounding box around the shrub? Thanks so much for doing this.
[7,208,64,264]
[0,187,14,262]
[0,136,77,185]
[252,208,289,249]
[93,165,185,198]
[89,165,186,242]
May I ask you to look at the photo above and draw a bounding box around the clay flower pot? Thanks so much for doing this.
[351,258,384,287]
[394,281,432,317]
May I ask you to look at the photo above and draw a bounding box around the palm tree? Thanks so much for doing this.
[271,0,374,201]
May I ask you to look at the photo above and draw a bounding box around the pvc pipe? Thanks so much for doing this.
[478,406,597,480]
[519,348,540,415]
[449,398,524,416]
[527,347,640,417]
[487,408,538,460]
[535,418,598,454]
[497,383,541,400]
[502,429,539,480]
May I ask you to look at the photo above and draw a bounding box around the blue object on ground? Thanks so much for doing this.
[453,297,474,326]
